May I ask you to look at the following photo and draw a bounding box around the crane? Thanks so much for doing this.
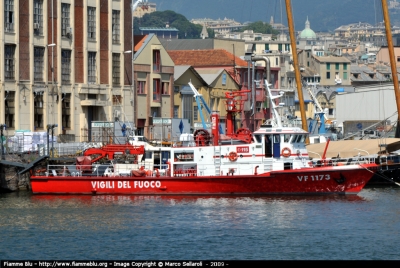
[307,83,327,134]
[188,82,224,134]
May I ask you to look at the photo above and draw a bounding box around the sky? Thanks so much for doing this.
[148,0,387,32]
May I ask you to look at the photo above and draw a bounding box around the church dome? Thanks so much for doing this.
[300,17,316,39]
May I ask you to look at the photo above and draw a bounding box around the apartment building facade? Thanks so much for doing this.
[0,0,134,142]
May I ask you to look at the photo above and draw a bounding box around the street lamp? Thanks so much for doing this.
[124,50,134,133]
[47,43,56,131]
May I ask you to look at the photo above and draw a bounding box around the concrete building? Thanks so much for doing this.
[0,0,137,142]
[133,34,175,137]
[133,1,156,18]
[190,18,244,34]
[375,46,400,67]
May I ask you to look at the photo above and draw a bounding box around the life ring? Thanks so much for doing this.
[228,151,238,161]
[281,147,291,157]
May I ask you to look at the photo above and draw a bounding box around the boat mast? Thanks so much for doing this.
[285,0,308,138]
[381,0,400,138]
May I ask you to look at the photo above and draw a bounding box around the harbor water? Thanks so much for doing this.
[1,187,400,260]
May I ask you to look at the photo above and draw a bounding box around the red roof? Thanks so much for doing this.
[168,49,248,67]
[134,35,148,52]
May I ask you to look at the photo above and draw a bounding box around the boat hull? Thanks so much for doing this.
[30,164,378,195]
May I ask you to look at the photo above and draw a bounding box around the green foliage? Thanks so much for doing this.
[134,10,206,39]
[240,21,279,35]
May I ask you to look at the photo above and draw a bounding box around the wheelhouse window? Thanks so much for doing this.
[34,47,45,82]
[33,0,43,36]
[88,6,96,40]
[61,3,71,37]
[112,10,120,44]
[4,45,15,80]
[88,52,96,83]
[153,79,161,101]
[153,50,161,72]
[112,53,120,85]
[4,0,14,33]
[61,50,71,83]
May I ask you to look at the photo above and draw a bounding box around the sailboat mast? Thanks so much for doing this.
[285,0,308,137]
[381,0,400,138]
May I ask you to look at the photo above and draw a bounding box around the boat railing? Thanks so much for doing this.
[310,156,377,167]
[36,162,166,177]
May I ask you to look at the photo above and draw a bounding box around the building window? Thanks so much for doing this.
[153,79,161,101]
[112,10,120,44]
[256,102,263,112]
[88,6,96,40]
[137,81,146,94]
[193,106,198,121]
[343,72,348,80]
[343,63,347,70]
[397,56,400,62]
[335,63,339,70]
[62,93,71,129]
[222,73,227,85]
[61,3,71,37]
[326,63,330,70]
[4,0,14,33]
[285,44,290,52]
[326,72,330,79]
[182,95,193,123]
[112,95,122,106]
[173,106,179,118]
[34,47,45,82]
[33,0,43,35]
[307,61,310,67]
[34,93,44,129]
[153,50,161,72]
[4,45,15,80]
[307,52,310,58]
[61,50,71,83]
[278,44,282,51]
[88,52,96,83]
[112,53,120,85]
[4,91,15,129]
[265,44,270,51]
[275,57,279,66]
[162,82,169,95]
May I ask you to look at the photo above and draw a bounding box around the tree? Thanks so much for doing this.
[240,21,279,35]
[134,10,206,39]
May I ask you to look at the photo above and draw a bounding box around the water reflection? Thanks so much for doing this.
[1,189,400,260]
[28,193,367,206]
